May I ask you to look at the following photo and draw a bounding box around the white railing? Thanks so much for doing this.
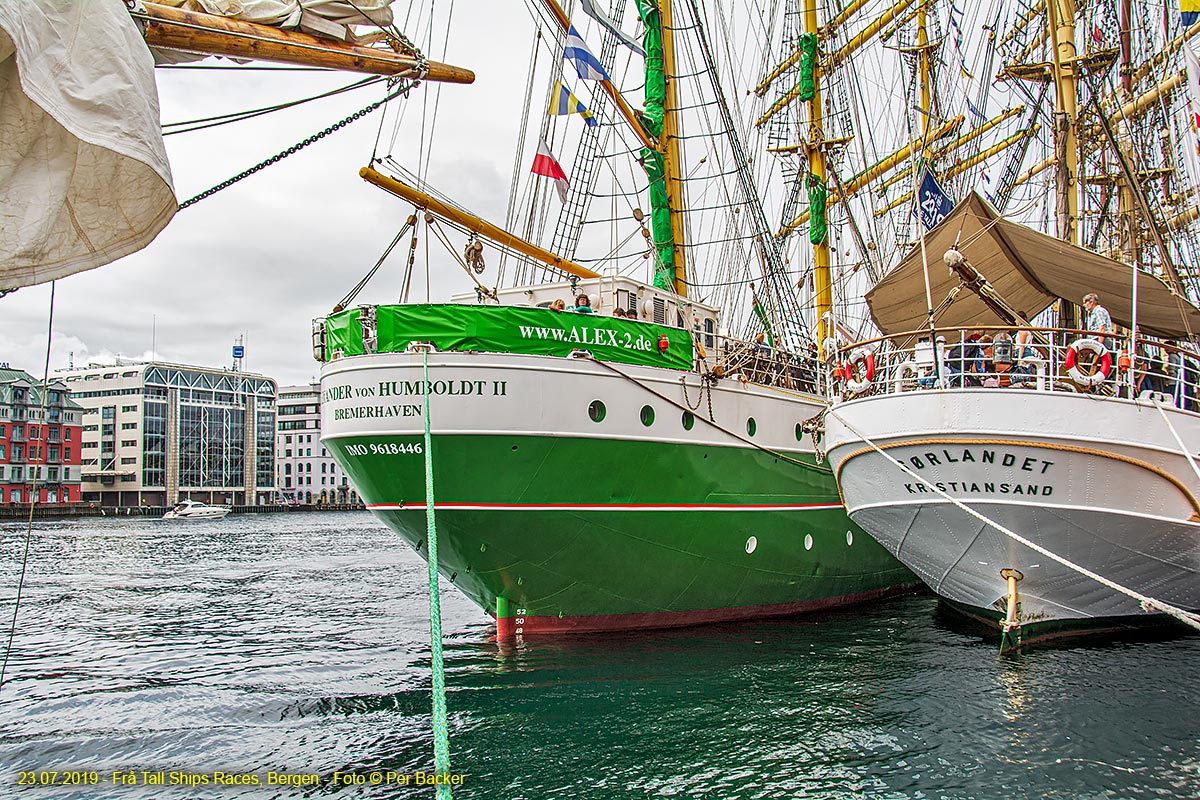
[827,326,1200,411]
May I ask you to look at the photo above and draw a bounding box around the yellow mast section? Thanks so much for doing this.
[803,0,831,350]
[360,167,600,280]
[776,116,963,238]
[1046,0,1080,246]
[757,0,918,128]
[660,0,689,297]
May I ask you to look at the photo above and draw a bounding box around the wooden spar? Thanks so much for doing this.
[360,166,600,280]
[135,2,474,82]
[824,0,873,34]
[757,0,917,127]
[754,0,874,96]
[1138,18,1200,84]
[880,0,939,42]
[873,126,1040,217]
[1113,71,1184,125]
[775,116,962,238]
[660,0,688,297]
[880,107,1023,193]
[1011,26,1049,66]
[1091,94,1187,297]
[538,0,658,152]
[1011,155,1055,189]
[827,0,917,70]
[997,0,1045,50]
[1169,204,1200,232]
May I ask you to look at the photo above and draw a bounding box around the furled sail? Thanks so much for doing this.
[0,0,175,290]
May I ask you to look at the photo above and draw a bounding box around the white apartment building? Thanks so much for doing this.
[62,360,277,506]
[275,382,358,505]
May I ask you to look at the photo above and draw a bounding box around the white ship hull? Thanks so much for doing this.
[825,389,1200,635]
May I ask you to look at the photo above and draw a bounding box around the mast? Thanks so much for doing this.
[917,5,933,150]
[1045,0,1079,327]
[634,0,683,295]
[1116,0,1138,265]
[1045,0,1079,247]
[805,0,832,349]
[660,0,688,297]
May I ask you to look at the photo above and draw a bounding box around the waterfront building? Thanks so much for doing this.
[61,361,277,506]
[275,382,359,505]
[0,365,84,503]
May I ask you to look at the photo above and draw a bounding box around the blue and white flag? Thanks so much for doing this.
[917,167,954,230]
[580,0,645,56]
[564,25,611,81]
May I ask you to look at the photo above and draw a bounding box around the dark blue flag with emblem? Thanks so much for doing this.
[917,167,954,230]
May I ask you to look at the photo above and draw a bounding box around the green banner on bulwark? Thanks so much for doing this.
[324,304,695,371]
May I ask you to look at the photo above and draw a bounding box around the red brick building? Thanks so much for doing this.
[0,365,84,504]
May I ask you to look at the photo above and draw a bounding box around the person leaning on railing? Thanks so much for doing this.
[1082,292,1113,350]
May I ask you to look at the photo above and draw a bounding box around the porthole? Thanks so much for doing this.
[795,423,804,441]
[640,405,655,426]
[681,411,695,430]
[747,417,757,437]
[588,400,606,423]
[846,530,854,546]
[745,536,758,554]
[804,534,814,551]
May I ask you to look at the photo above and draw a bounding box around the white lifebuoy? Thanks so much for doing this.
[844,346,876,394]
[1064,337,1112,386]
[822,336,840,362]
[894,359,920,393]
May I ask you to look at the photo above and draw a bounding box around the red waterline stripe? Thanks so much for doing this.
[367,502,842,511]
[494,584,919,636]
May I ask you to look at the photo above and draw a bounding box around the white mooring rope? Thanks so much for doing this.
[824,406,1200,633]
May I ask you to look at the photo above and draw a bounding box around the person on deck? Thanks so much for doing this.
[573,295,594,314]
[549,298,567,312]
[1083,293,1113,350]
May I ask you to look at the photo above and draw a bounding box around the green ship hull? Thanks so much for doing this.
[328,431,914,635]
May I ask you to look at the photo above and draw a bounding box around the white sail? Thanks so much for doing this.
[0,0,175,290]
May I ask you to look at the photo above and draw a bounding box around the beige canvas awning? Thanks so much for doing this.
[865,192,1200,340]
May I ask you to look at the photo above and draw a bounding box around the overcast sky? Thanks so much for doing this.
[1,2,537,387]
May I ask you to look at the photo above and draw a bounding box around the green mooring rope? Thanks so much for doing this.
[421,348,453,798]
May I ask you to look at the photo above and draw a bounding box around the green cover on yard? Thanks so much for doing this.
[324,304,695,370]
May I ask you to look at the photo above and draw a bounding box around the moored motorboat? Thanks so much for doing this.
[163,499,232,520]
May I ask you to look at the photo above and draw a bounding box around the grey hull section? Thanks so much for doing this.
[850,502,1200,622]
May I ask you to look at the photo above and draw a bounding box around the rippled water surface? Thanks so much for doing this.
[1,512,1197,799]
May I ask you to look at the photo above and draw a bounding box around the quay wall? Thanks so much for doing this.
[0,503,366,520]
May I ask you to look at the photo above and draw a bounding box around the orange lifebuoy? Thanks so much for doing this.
[1064,337,1112,386]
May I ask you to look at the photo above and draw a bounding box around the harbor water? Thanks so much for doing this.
[1,512,1196,799]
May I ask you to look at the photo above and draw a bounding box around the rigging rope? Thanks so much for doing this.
[162,76,384,135]
[1,281,56,693]
[589,357,832,474]
[337,216,417,310]
[824,404,1200,633]
[176,81,417,210]
[420,347,453,799]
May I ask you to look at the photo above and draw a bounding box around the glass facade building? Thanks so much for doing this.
[64,362,277,506]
